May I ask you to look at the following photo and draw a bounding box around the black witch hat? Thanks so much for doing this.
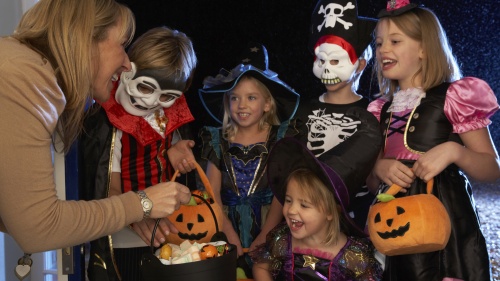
[199,42,300,124]
[377,0,419,18]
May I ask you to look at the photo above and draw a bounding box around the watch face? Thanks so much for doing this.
[143,200,152,210]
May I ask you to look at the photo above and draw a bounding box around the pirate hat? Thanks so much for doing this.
[309,0,376,61]
[199,42,300,124]
[267,137,366,237]
[377,0,419,18]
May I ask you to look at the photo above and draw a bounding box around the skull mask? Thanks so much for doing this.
[115,62,186,117]
[312,42,359,85]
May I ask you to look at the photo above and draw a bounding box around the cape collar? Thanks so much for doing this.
[100,82,194,146]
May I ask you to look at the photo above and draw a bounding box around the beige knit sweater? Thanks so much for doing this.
[0,37,142,253]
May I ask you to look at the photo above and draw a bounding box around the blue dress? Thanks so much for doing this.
[199,121,297,249]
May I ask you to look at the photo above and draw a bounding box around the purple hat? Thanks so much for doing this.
[378,0,419,18]
[267,137,366,237]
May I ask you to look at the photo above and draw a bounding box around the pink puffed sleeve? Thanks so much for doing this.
[367,96,390,122]
[444,77,499,134]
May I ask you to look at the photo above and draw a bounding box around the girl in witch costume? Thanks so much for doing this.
[367,1,500,280]
[198,43,300,278]
[80,26,197,281]
[250,137,383,280]
[291,0,383,230]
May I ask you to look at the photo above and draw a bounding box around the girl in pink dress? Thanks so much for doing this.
[367,1,500,280]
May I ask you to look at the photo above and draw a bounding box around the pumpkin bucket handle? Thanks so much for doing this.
[384,178,434,196]
[170,161,216,202]
[149,160,224,252]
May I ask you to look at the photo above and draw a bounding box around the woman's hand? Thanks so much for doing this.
[144,182,191,218]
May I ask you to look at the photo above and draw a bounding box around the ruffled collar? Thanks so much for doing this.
[388,88,426,112]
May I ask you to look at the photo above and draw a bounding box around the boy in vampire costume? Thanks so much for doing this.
[290,0,383,229]
[79,27,197,281]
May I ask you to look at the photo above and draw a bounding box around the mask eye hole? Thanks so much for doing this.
[159,94,177,102]
[137,84,154,94]
[329,59,339,65]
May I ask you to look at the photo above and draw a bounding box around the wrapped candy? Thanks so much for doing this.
[155,240,228,265]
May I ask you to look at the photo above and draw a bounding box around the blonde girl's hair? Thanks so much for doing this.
[13,0,135,153]
[127,26,198,92]
[375,7,462,98]
[286,169,341,246]
[221,75,280,141]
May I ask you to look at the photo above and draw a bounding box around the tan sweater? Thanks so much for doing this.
[0,37,143,253]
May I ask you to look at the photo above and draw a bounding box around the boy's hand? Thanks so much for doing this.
[167,140,196,174]
[131,217,179,247]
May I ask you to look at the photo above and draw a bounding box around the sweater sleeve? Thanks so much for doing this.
[0,44,142,253]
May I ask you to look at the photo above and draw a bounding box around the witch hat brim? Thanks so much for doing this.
[267,137,366,237]
[199,64,300,124]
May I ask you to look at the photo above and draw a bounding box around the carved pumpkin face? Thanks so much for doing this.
[166,197,223,245]
[367,193,451,256]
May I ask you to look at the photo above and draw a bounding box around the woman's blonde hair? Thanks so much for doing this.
[127,26,197,92]
[286,168,341,245]
[13,0,135,153]
[222,75,280,141]
[375,7,461,98]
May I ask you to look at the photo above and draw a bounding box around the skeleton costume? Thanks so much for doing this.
[250,138,383,280]
[292,0,382,229]
[367,1,499,280]
[80,64,194,281]
[199,43,300,277]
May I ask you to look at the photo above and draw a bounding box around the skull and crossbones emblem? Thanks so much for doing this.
[317,2,355,31]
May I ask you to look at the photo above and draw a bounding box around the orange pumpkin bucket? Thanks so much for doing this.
[367,179,451,256]
[165,161,224,245]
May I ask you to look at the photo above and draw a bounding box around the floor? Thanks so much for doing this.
[474,180,499,280]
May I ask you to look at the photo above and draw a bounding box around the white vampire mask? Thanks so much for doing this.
[115,62,185,117]
[313,42,359,85]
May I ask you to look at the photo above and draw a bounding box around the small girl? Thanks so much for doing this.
[367,1,500,280]
[251,137,382,280]
[199,43,300,278]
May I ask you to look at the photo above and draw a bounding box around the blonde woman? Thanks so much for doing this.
[0,0,191,254]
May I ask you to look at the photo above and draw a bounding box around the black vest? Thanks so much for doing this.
[380,83,463,154]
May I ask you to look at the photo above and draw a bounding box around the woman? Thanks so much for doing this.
[0,0,191,254]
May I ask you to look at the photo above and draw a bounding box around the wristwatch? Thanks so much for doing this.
[137,190,153,219]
